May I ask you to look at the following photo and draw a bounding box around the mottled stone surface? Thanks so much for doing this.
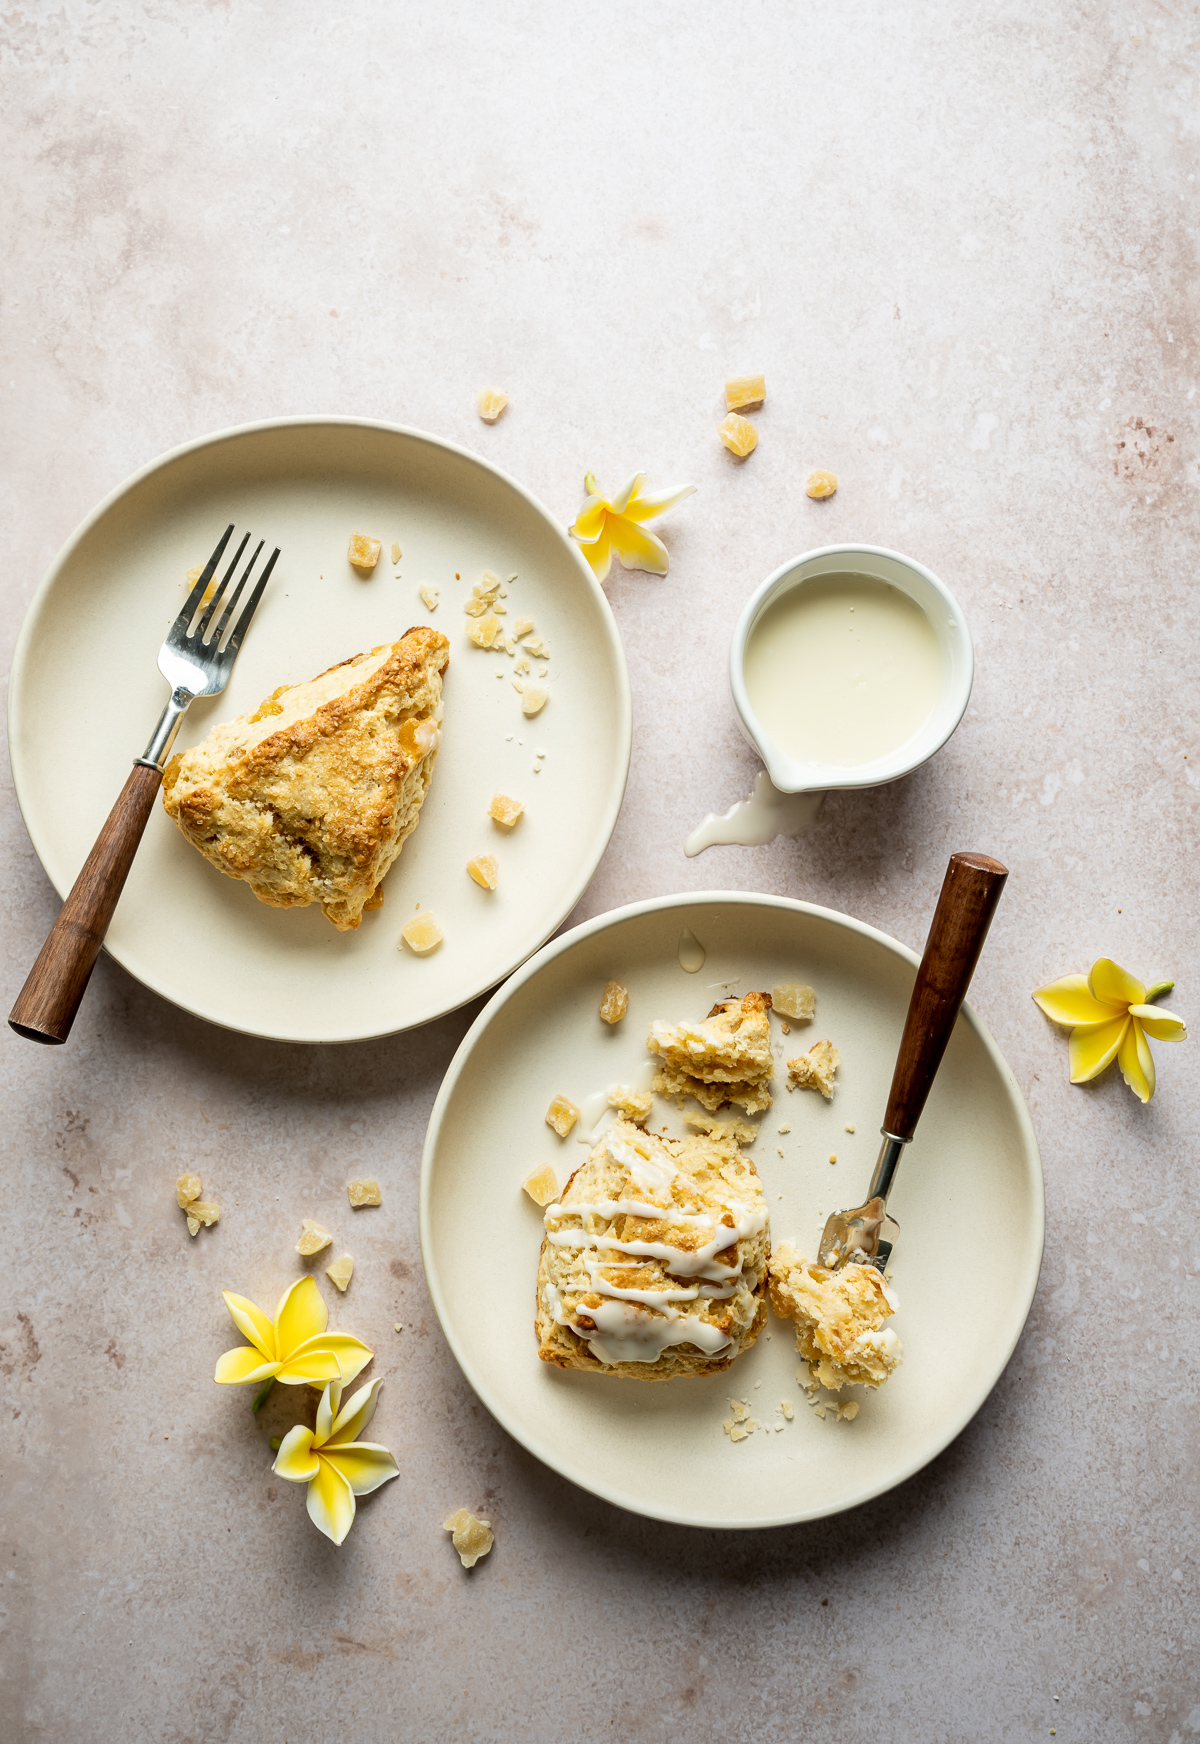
[2,3,1198,1740]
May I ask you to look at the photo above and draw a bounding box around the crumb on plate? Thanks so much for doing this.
[787,1039,840,1099]
[348,533,382,570]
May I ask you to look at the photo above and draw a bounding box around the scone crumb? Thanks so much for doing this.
[719,413,758,457]
[725,373,766,411]
[185,1202,220,1237]
[806,470,838,499]
[839,1401,860,1422]
[325,1253,354,1293]
[781,1021,790,1034]
[781,1399,794,1421]
[478,386,508,423]
[773,982,816,1022]
[844,1122,856,1133]
[829,1153,837,1164]
[521,685,548,716]
[608,1084,653,1122]
[545,1095,580,1138]
[348,533,382,571]
[296,1219,333,1257]
[176,1173,203,1208]
[777,1123,791,1135]
[400,913,444,954]
[787,1040,840,1099]
[599,980,629,1024]
[722,1399,757,1441]
[467,854,499,890]
[489,793,524,828]
[347,1178,382,1208]
[521,1164,559,1207]
[443,1508,494,1567]
[418,582,440,610]
[684,1111,759,1146]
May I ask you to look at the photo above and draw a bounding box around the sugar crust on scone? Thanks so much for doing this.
[647,991,774,1114]
[768,1240,902,1391]
[535,1119,769,1380]
[161,627,449,931]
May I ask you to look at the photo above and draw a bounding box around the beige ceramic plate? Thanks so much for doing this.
[8,418,630,1042]
[421,893,1043,1529]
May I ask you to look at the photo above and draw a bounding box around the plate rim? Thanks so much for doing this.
[420,888,1046,1530]
[7,414,632,1044]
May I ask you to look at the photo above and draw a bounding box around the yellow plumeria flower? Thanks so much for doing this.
[1033,958,1187,1104]
[273,1377,399,1545]
[569,471,695,582]
[214,1276,373,1389]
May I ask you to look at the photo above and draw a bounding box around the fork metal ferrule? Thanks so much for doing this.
[867,1131,909,1205]
[136,687,195,770]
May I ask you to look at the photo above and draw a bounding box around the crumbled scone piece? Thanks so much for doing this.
[523,637,550,660]
[347,1178,382,1208]
[769,1241,902,1390]
[401,913,444,954]
[477,387,508,423]
[467,854,499,890]
[444,1508,494,1567]
[545,1095,580,1138]
[777,1123,791,1135]
[520,685,548,716]
[390,542,402,564]
[772,982,816,1022]
[599,980,628,1024]
[521,1164,559,1207]
[325,1253,354,1292]
[607,1084,653,1122]
[489,793,524,828]
[348,533,382,570]
[514,655,530,676]
[722,1399,757,1441]
[840,1400,860,1421]
[718,413,758,457]
[418,582,439,610]
[513,616,534,638]
[186,1201,220,1237]
[684,1111,760,1145]
[806,470,838,499]
[725,374,765,411]
[176,1174,203,1209]
[845,1122,856,1133]
[649,991,774,1114]
[787,1039,840,1099]
[296,1219,333,1257]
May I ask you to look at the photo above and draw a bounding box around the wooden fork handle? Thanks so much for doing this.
[9,762,163,1045]
[882,851,1009,1141]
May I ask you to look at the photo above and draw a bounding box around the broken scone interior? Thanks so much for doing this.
[768,1240,902,1391]
[536,1119,769,1379]
[648,991,774,1114]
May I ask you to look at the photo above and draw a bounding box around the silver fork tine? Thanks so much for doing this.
[175,523,235,630]
[221,546,280,659]
[206,539,263,647]
[194,531,250,640]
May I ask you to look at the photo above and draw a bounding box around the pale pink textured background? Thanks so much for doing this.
[2,4,1199,1740]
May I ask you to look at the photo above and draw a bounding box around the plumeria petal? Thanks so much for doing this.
[323,1442,400,1497]
[222,1291,275,1359]
[1088,958,1146,1009]
[1069,1016,1129,1083]
[315,1380,340,1444]
[284,1333,373,1387]
[621,481,697,523]
[1118,1019,1155,1104]
[273,1426,320,1484]
[1129,1005,1188,1042]
[571,498,609,541]
[214,1346,280,1386]
[1032,975,1124,1028]
[327,1378,383,1446]
[274,1346,344,1387]
[576,525,613,581]
[606,473,647,516]
[306,1456,356,1545]
[611,520,671,576]
[274,1276,328,1356]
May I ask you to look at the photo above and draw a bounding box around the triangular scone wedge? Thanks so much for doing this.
[161,627,449,930]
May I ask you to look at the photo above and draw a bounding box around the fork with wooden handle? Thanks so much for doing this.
[817,851,1009,1272]
[9,525,280,1045]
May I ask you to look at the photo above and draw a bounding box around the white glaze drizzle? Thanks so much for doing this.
[685,769,825,857]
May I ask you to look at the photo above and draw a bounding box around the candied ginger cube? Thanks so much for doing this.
[545,1095,579,1138]
[296,1219,332,1256]
[725,373,766,411]
[176,1173,203,1208]
[325,1253,354,1293]
[348,533,382,570]
[467,854,498,890]
[489,793,524,828]
[419,582,439,610]
[599,980,628,1024]
[185,1201,220,1237]
[477,387,508,423]
[401,913,444,954]
[806,469,838,499]
[521,1164,559,1206]
[443,1508,494,1568]
[521,685,548,716]
[513,616,534,637]
[347,1178,381,1208]
[467,613,502,648]
[773,982,816,1022]
[719,413,758,457]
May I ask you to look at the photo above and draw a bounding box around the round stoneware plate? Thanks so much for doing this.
[421,892,1043,1529]
[8,418,630,1042]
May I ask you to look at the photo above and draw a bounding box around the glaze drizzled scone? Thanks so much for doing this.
[536,1119,769,1379]
[768,1241,902,1391]
[162,627,449,931]
[647,991,774,1114]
